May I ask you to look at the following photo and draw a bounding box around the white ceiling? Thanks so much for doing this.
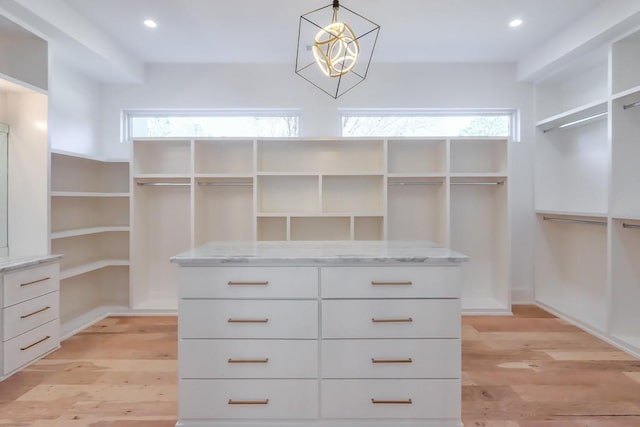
[63,0,603,64]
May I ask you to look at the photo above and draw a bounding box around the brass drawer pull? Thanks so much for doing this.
[371,358,413,364]
[228,281,269,286]
[371,317,413,323]
[228,318,269,323]
[228,399,269,405]
[20,306,51,319]
[228,358,269,364]
[371,398,413,404]
[20,335,51,351]
[20,277,51,287]
[371,281,412,286]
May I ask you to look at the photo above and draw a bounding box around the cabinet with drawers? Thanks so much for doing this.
[173,241,465,427]
[0,257,61,381]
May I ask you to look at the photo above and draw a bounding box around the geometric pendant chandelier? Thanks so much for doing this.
[295,0,380,99]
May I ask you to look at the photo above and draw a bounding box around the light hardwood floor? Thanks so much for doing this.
[0,306,639,426]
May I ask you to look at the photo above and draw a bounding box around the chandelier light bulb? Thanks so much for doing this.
[312,6,359,78]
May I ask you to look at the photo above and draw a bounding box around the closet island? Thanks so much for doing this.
[171,240,467,427]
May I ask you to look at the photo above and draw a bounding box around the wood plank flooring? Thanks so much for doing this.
[0,306,639,426]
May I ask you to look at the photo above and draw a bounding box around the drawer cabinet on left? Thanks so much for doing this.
[1,260,61,381]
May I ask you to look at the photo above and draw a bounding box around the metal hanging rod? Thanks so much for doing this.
[136,182,190,187]
[622,222,640,229]
[388,182,442,186]
[197,182,253,187]
[451,182,504,186]
[542,216,606,226]
[542,112,607,133]
[623,100,640,110]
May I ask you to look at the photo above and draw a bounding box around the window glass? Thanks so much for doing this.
[128,115,299,138]
[341,114,512,137]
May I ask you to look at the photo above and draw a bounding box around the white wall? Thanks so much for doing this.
[99,62,535,301]
[48,56,102,157]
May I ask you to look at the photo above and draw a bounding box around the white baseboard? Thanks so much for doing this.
[511,288,534,304]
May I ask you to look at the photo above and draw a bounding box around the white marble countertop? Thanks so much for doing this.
[0,254,62,273]
[171,241,468,266]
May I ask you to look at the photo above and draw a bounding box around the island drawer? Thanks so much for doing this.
[321,379,460,419]
[321,339,460,379]
[3,319,59,376]
[179,379,318,419]
[3,263,59,308]
[180,339,318,379]
[321,266,460,298]
[179,266,318,299]
[322,299,460,339]
[3,291,59,341]
[179,300,318,339]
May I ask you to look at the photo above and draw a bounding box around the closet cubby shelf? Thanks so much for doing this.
[612,84,640,101]
[50,150,131,337]
[535,210,608,219]
[60,259,130,280]
[51,226,130,239]
[132,137,510,314]
[51,191,129,198]
[535,99,608,132]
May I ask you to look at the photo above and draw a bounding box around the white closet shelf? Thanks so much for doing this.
[450,173,507,179]
[612,84,640,101]
[536,99,608,132]
[387,173,446,178]
[61,260,130,280]
[257,212,384,218]
[536,210,608,219]
[612,213,640,221]
[51,191,130,198]
[134,174,191,179]
[51,226,130,239]
[195,173,253,179]
[256,171,384,176]
[51,149,128,163]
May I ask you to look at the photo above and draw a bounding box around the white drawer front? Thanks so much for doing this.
[322,299,460,338]
[322,339,460,379]
[4,319,59,375]
[321,379,460,419]
[179,266,318,299]
[180,339,318,379]
[179,300,318,338]
[180,379,318,419]
[3,263,59,307]
[3,291,59,341]
[322,266,460,299]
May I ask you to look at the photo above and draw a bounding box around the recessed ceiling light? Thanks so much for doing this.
[509,18,523,28]
[144,19,157,28]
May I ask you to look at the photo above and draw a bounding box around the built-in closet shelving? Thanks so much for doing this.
[534,27,640,357]
[131,137,511,314]
[50,150,130,338]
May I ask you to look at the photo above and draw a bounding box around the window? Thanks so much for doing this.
[125,112,299,139]
[341,110,516,139]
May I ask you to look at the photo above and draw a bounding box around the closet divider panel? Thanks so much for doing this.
[131,178,191,310]
[610,219,640,355]
[450,178,509,313]
[387,177,447,244]
[611,94,640,218]
[194,178,254,245]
